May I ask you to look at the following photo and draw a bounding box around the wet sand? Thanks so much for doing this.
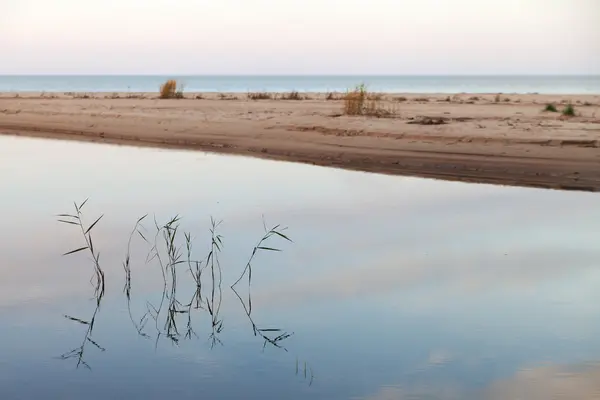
[1,91,599,191]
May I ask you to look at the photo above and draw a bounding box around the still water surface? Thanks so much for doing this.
[0,135,599,399]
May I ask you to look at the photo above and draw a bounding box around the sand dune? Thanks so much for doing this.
[1,91,599,191]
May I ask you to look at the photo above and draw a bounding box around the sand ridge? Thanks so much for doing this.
[1,91,599,191]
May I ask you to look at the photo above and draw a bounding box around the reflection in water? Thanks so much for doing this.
[58,283,105,370]
[57,201,313,384]
[363,362,600,400]
[231,222,295,351]
[57,199,107,370]
[485,362,600,400]
[4,136,599,399]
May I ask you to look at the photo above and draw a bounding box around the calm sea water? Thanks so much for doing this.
[1,135,600,399]
[0,75,599,94]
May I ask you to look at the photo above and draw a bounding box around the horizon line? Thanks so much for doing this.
[1,73,599,77]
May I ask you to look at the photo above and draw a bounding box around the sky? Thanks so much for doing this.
[1,0,599,75]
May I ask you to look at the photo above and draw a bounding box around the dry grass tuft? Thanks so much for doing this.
[247,92,273,100]
[364,100,399,118]
[218,93,238,100]
[281,91,303,100]
[343,84,398,117]
[562,103,576,117]
[159,80,179,99]
[326,92,342,100]
[343,84,367,115]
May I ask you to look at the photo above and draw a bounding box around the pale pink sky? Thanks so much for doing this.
[1,0,598,74]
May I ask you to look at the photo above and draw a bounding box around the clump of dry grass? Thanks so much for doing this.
[343,84,398,117]
[395,96,408,102]
[281,91,302,100]
[326,92,342,100]
[343,84,367,115]
[364,100,398,118]
[562,103,576,117]
[247,92,272,100]
[414,97,429,102]
[218,93,238,100]
[159,80,178,99]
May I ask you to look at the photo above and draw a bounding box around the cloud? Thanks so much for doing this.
[360,382,468,400]
[361,361,600,400]
[485,362,600,400]
[251,246,600,309]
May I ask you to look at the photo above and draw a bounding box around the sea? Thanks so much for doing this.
[0,75,599,94]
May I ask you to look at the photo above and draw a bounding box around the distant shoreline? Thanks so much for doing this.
[1,75,598,95]
[1,74,598,76]
[2,91,600,98]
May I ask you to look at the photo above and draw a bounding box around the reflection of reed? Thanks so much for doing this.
[231,221,294,350]
[58,282,105,369]
[123,214,150,338]
[56,199,106,369]
[126,215,225,346]
[57,201,314,384]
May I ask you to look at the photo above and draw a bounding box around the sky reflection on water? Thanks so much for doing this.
[0,135,599,399]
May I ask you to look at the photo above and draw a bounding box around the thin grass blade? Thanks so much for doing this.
[257,246,281,252]
[57,220,79,225]
[84,215,103,235]
[64,315,89,325]
[63,246,89,256]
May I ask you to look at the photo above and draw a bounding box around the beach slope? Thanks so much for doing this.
[1,92,599,191]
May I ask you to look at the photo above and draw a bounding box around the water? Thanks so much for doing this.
[1,75,599,94]
[1,135,600,400]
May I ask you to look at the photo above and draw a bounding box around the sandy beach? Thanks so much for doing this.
[1,91,599,191]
